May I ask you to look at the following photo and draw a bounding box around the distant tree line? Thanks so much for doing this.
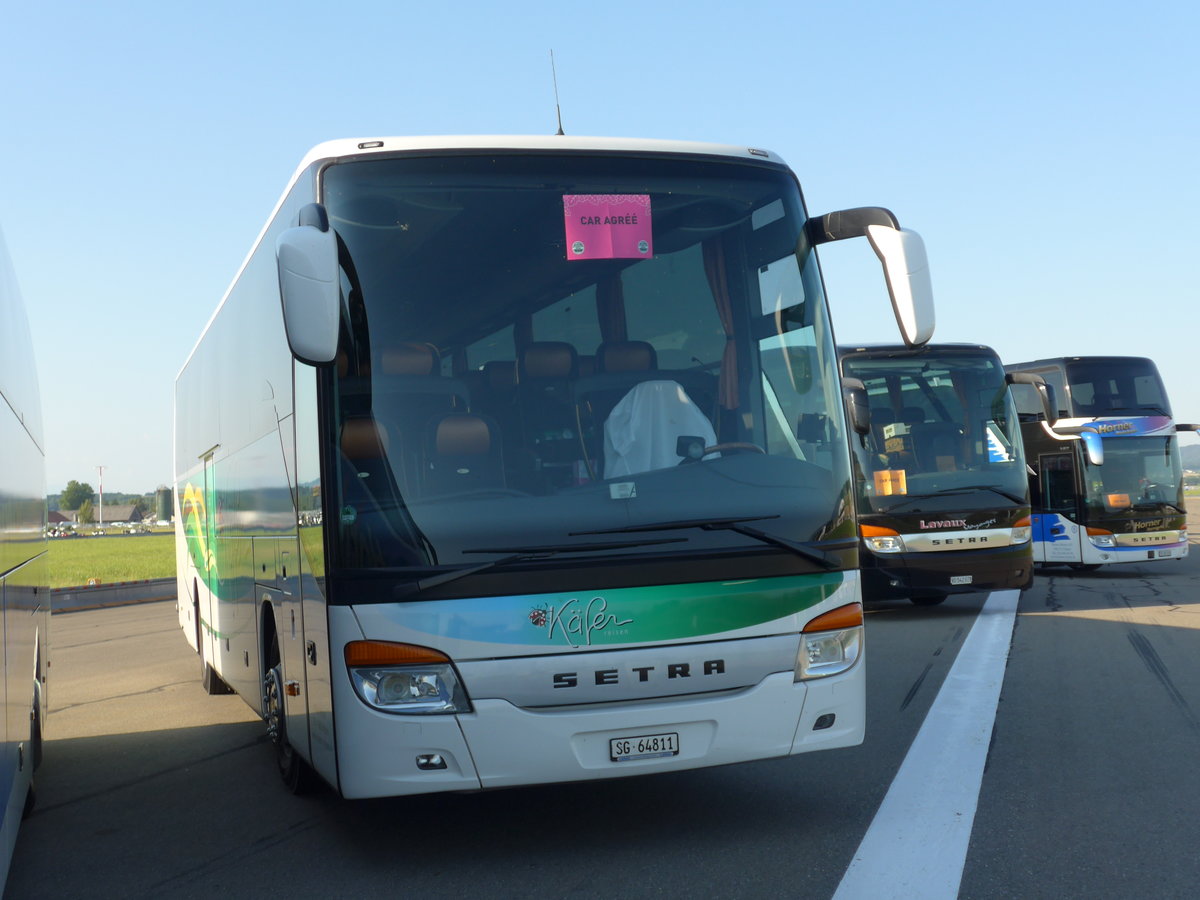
[51,480,157,514]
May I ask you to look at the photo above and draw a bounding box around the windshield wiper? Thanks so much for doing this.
[878,485,1025,510]
[571,515,843,570]
[1134,501,1185,515]
[393,538,686,599]
[978,485,1027,504]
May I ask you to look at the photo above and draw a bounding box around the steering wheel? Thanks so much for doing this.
[700,442,766,458]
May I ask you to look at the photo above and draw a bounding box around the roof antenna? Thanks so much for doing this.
[550,50,565,135]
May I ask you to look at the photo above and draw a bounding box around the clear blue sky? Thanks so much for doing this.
[3,0,1197,494]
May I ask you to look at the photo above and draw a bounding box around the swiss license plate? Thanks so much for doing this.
[610,732,680,762]
[950,574,973,585]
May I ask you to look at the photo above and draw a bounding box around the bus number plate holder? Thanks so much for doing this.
[950,575,973,585]
[610,732,680,762]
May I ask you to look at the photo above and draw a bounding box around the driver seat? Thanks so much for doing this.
[422,413,505,496]
[602,380,716,478]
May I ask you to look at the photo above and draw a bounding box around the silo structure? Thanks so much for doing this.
[155,486,173,523]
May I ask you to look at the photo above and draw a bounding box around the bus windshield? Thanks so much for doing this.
[1065,357,1171,417]
[842,347,1027,513]
[319,152,852,588]
[1082,435,1186,518]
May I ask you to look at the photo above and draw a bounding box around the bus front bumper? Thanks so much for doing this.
[861,543,1033,603]
[333,667,865,799]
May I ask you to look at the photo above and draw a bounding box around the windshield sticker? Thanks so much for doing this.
[986,422,1013,462]
[563,194,653,261]
[873,469,908,496]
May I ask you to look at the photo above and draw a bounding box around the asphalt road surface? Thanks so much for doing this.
[8,501,1200,899]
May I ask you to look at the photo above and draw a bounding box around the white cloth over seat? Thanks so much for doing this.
[603,380,717,479]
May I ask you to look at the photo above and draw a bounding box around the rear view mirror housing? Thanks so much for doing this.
[806,207,935,347]
[1006,371,1058,424]
[1080,430,1104,467]
[842,377,871,437]
[277,203,340,366]
[865,225,934,347]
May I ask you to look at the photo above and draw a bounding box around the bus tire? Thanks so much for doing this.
[264,635,317,795]
[910,594,946,607]
[22,681,43,819]
[30,680,43,771]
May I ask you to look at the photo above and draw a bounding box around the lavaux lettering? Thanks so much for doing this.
[920,518,967,530]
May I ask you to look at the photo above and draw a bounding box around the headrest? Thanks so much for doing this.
[597,340,657,373]
[433,415,493,455]
[482,360,516,389]
[900,406,926,426]
[519,342,578,379]
[341,417,389,459]
[381,342,438,376]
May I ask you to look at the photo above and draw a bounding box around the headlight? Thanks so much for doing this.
[1087,528,1116,548]
[796,603,863,681]
[1011,517,1032,545]
[345,641,472,714]
[861,524,904,554]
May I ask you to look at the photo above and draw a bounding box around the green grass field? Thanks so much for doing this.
[48,533,176,589]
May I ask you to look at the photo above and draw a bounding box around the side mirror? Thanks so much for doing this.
[842,377,871,436]
[866,225,935,347]
[805,207,935,348]
[1006,371,1058,424]
[1080,431,1104,466]
[277,203,339,365]
[1177,423,1199,433]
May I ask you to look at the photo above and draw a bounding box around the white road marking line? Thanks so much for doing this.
[833,589,1019,900]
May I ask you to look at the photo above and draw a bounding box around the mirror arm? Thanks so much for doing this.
[299,202,330,231]
[806,207,900,245]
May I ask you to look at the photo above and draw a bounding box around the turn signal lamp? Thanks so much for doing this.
[345,641,451,666]
[797,603,863,681]
[345,641,471,714]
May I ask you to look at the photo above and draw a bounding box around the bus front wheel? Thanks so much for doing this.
[264,637,317,794]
